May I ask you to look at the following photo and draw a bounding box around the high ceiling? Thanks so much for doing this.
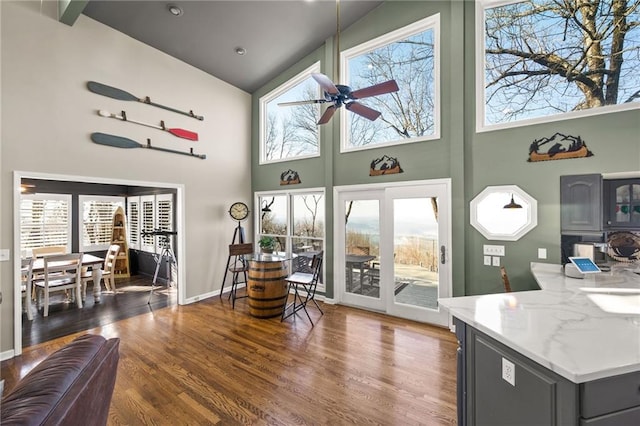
[82,0,384,93]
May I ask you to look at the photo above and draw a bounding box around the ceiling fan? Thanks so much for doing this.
[278,0,399,125]
[278,74,399,125]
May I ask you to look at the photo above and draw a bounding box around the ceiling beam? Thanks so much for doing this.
[58,0,89,26]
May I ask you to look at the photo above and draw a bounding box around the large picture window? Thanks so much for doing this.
[20,194,71,257]
[259,62,321,164]
[257,189,325,287]
[478,0,640,131]
[341,14,440,152]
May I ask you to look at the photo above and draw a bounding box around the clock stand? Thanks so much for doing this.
[221,202,250,298]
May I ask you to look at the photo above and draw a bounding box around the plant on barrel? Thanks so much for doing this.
[258,236,276,253]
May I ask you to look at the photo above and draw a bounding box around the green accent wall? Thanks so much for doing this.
[252,0,640,298]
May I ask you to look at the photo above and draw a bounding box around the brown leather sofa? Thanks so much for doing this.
[1,334,120,425]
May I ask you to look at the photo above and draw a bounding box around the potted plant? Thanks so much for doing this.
[258,236,276,253]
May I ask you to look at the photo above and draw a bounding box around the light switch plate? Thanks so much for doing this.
[538,248,547,259]
[492,256,501,267]
[483,244,505,256]
[0,249,9,262]
[484,255,492,266]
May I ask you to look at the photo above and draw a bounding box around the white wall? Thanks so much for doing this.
[1,1,252,353]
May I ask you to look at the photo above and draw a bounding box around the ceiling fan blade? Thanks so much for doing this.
[346,102,382,121]
[317,105,337,125]
[351,79,399,99]
[278,99,329,107]
[312,73,339,95]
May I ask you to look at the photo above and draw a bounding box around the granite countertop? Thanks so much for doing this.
[439,262,640,383]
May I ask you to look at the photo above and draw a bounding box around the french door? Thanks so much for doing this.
[334,180,451,327]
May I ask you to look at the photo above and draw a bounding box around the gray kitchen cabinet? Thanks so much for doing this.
[462,324,577,425]
[561,174,603,233]
[455,319,640,426]
[604,178,640,229]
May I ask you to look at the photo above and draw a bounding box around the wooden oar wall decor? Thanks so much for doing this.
[88,80,206,160]
[91,132,206,159]
[98,110,199,141]
[87,81,204,121]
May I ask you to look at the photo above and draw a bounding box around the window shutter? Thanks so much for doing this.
[155,194,173,252]
[79,196,124,252]
[127,197,140,250]
[140,195,155,253]
[20,194,71,256]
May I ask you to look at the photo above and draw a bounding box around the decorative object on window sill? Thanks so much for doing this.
[370,155,403,176]
[280,169,301,185]
[258,236,276,254]
[607,231,640,262]
[528,132,593,162]
[98,110,198,141]
[276,0,399,125]
[87,81,204,121]
[90,133,206,159]
[503,194,523,209]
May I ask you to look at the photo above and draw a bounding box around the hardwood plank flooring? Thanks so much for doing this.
[3,292,458,425]
[22,275,176,347]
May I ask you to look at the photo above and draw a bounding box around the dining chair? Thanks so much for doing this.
[21,258,34,320]
[33,253,83,317]
[226,242,254,308]
[82,244,120,300]
[32,246,67,258]
[500,266,513,293]
[281,251,324,326]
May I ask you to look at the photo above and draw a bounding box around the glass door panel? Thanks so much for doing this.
[384,182,450,326]
[336,180,451,326]
[392,197,439,310]
[345,199,380,299]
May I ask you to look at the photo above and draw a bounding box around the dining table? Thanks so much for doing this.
[345,254,376,293]
[28,254,105,304]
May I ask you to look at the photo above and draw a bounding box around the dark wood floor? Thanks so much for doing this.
[4,291,458,425]
[22,275,177,347]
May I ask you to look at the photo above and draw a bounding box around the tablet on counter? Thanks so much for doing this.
[568,257,601,274]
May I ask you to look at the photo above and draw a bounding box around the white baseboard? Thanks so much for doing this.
[1,349,16,361]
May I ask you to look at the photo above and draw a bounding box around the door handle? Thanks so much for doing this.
[440,245,446,264]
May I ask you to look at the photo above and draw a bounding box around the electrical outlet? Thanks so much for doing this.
[0,249,9,262]
[492,256,500,267]
[502,357,515,386]
[484,255,492,265]
[483,244,505,256]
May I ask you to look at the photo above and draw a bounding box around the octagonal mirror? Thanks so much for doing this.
[470,185,537,241]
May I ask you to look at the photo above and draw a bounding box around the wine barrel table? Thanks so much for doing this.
[246,254,289,318]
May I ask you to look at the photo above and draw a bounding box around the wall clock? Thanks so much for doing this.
[228,202,249,222]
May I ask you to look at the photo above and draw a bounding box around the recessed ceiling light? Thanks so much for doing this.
[235,47,247,56]
[167,4,183,17]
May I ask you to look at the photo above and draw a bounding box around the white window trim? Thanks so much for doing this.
[78,195,125,252]
[20,193,72,257]
[476,0,640,133]
[255,188,326,292]
[340,14,441,153]
[259,61,322,165]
